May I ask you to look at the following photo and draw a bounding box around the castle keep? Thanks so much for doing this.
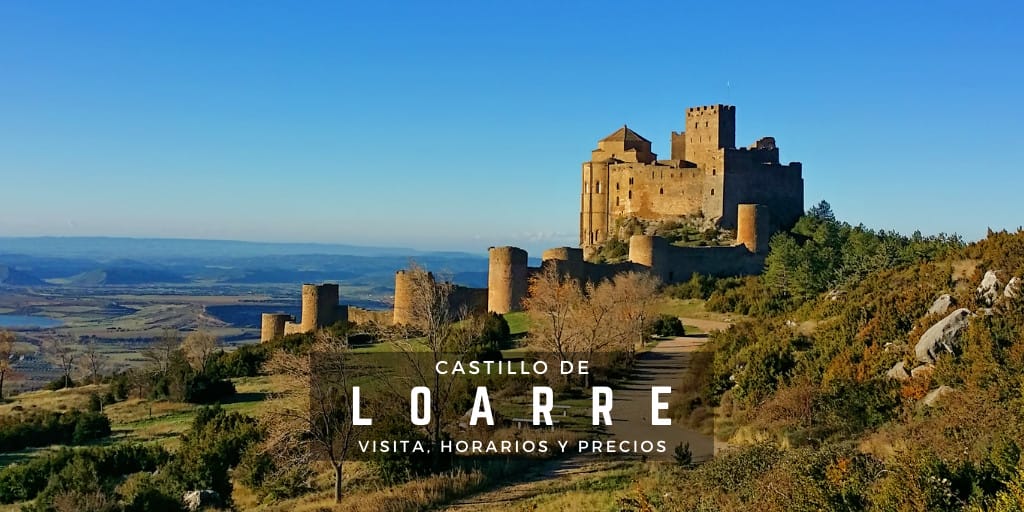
[259,103,806,342]
[580,104,803,256]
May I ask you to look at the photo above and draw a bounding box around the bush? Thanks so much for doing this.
[648,315,685,337]
[0,410,111,453]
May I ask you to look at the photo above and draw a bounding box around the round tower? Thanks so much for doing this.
[393,270,414,325]
[628,235,659,267]
[261,313,291,343]
[300,284,321,332]
[737,204,770,254]
[541,247,585,282]
[488,246,529,314]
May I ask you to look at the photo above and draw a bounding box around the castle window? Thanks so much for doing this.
[596,181,601,193]
[705,121,709,127]
[616,182,620,191]
[628,190,632,199]
[711,188,715,196]
[629,177,634,185]
[659,188,664,195]
[712,169,717,176]
[616,196,620,206]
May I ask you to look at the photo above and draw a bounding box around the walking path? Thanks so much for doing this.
[442,316,727,509]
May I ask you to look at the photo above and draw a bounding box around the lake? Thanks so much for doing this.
[0,314,63,329]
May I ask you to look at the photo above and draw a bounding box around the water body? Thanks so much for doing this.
[0,314,63,329]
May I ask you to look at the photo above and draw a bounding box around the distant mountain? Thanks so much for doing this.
[0,236,476,261]
[0,265,45,286]
[66,267,191,286]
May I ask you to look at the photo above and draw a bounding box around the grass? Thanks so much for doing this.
[655,298,742,323]
[504,312,530,335]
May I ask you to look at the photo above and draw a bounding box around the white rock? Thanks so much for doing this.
[183,490,221,512]
[914,308,972,363]
[978,270,1003,306]
[921,385,954,407]
[928,294,954,316]
[886,361,911,381]
[1006,277,1021,299]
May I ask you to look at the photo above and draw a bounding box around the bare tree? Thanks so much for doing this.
[181,330,219,373]
[575,279,629,387]
[142,329,180,376]
[0,330,21,399]
[384,262,479,469]
[612,271,662,350]
[43,334,78,388]
[523,265,584,363]
[80,338,108,384]
[262,331,364,503]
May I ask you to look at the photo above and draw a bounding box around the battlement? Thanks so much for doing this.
[686,104,735,113]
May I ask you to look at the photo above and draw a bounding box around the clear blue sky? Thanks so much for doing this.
[1,0,1021,254]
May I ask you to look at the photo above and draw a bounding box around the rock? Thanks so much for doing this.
[928,294,954,316]
[921,385,954,407]
[182,490,221,512]
[978,270,1003,306]
[886,361,911,381]
[911,364,934,379]
[914,308,972,363]
[1006,277,1021,299]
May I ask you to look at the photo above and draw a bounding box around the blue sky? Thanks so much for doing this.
[0,1,1021,254]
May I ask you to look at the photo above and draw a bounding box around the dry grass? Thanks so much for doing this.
[0,383,106,415]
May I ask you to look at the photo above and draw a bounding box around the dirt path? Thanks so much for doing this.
[443,324,723,510]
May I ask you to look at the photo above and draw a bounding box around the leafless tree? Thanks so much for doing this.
[611,271,662,350]
[575,279,629,387]
[181,330,219,373]
[383,262,479,469]
[524,265,584,364]
[43,334,78,388]
[80,338,108,384]
[0,330,21,399]
[262,331,365,503]
[142,329,180,376]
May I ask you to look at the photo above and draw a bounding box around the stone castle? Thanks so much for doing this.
[581,104,803,256]
[261,103,805,341]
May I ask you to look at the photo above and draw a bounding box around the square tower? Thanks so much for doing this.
[683,105,736,162]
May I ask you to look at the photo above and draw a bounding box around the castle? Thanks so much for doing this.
[261,103,805,341]
[581,104,803,255]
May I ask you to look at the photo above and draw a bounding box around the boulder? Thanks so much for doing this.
[927,294,954,316]
[921,385,954,407]
[910,364,934,379]
[914,308,972,363]
[886,361,911,381]
[978,270,1003,306]
[182,490,221,512]
[1006,276,1021,299]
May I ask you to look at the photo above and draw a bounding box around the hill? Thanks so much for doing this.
[0,265,44,286]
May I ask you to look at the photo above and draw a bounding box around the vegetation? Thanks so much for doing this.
[0,409,111,453]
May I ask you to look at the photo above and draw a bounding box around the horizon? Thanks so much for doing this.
[1,1,1022,252]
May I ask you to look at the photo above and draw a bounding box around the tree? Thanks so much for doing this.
[764,232,803,298]
[612,271,662,350]
[262,331,365,503]
[383,262,479,469]
[43,334,78,389]
[575,279,628,387]
[181,330,219,374]
[0,330,20,400]
[523,265,584,364]
[142,329,180,377]
[79,339,108,384]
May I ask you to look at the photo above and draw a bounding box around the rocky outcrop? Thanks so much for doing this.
[921,386,954,407]
[914,308,972,363]
[978,270,1003,306]
[1006,277,1021,299]
[928,294,954,316]
[886,361,911,380]
[911,364,934,379]
[183,490,221,512]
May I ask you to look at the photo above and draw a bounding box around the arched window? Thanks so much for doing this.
[629,177,634,185]
[659,188,664,195]
[711,188,715,196]
[616,196,620,206]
